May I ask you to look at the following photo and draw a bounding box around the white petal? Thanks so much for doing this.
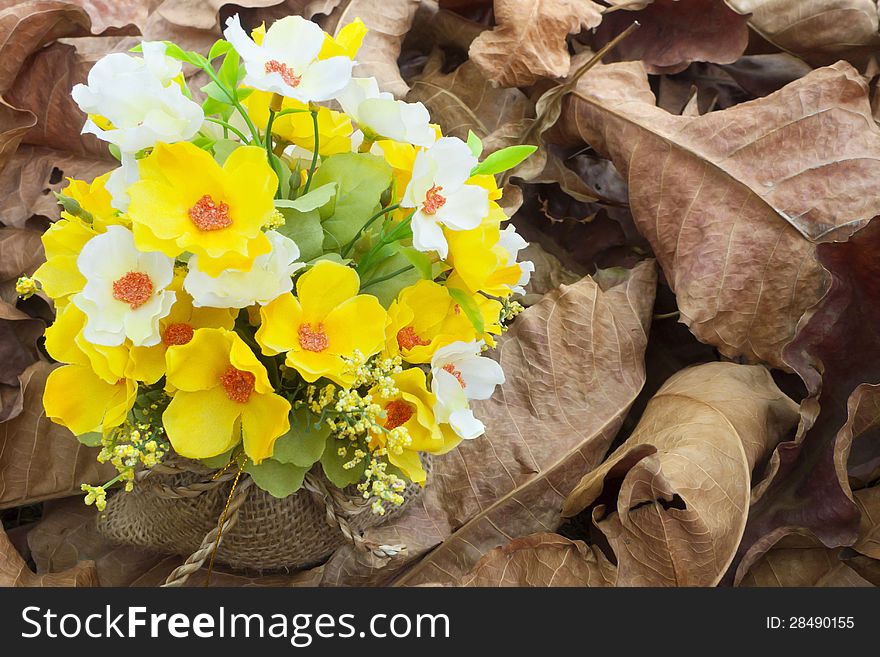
[435,183,488,231]
[398,101,436,147]
[223,14,267,65]
[429,137,477,190]
[449,408,484,440]
[432,340,482,366]
[411,212,448,258]
[263,15,324,66]
[296,56,353,102]
[456,357,505,401]
[123,291,175,347]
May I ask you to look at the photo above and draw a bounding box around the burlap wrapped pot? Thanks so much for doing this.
[96,455,427,578]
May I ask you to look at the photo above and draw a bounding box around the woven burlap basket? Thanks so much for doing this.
[96,455,427,585]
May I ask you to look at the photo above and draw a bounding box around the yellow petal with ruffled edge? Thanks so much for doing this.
[256,292,303,356]
[44,304,90,367]
[44,364,135,435]
[163,387,243,459]
[240,392,291,463]
[322,294,388,357]
[319,18,366,59]
[229,333,273,395]
[34,220,95,304]
[165,328,233,392]
[296,260,360,322]
[389,449,426,484]
[285,350,348,385]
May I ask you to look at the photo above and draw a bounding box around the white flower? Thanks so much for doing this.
[337,77,436,147]
[72,226,176,347]
[223,14,353,102]
[402,137,489,259]
[184,230,304,308]
[72,42,204,153]
[105,152,140,212]
[498,225,535,295]
[430,340,505,440]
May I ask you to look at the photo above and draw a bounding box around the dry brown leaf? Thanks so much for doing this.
[314,260,656,586]
[737,531,872,587]
[406,51,533,140]
[593,0,750,75]
[1,519,98,586]
[562,361,800,586]
[157,0,287,30]
[556,60,880,368]
[0,361,116,509]
[324,0,421,99]
[0,227,43,303]
[468,0,603,87]
[725,0,880,68]
[459,533,617,586]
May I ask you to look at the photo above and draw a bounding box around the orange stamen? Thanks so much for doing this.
[264,60,302,87]
[397,326,430,351]
[422,185,446,215]
[220,366,255,404]
[298,323,329,352]
[443,363,466,388]
[384,400,414,430]
[188,194,232,231]
[162,323,194,346]
[112,271,153,309]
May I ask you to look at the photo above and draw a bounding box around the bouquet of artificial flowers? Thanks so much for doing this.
[26,13,534,575]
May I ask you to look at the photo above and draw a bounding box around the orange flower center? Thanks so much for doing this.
[384,400,414,430]
[112,271,153,309]
[188,194,232,231]
[422,185,446,215]
[396,326,430,351]
[220,366,255,404]
[453,304,461,315]
[443,363,466,388]
[162,322,194,346]
[264,60,302,87]
[298,323,329,352]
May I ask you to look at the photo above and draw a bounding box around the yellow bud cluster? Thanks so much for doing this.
[265,208,286,229]
[15,276,38,300]
[357,456,407,515]
[81,483,108,512]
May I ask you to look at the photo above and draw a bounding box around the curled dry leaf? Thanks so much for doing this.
[725,0,880,68]
[324,0,421,98]
[593,0,750,75]
[555,60,880,368]
[314,260,656,586]
[468,0,603,87]
[1,521,98,586]
[562,361,800,587]
[0,361,116,510]
[736,220,880,576]
[157,0,292,30]
[459,533,616,587]
[405,51,534,140]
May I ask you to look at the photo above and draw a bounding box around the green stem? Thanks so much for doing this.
[274,108,310,119]
[340,203,400,259]
[302,109,320,194]
[357,211,415,276]
[265,107,284,198]
[200,64,261,144]
[204,117,248,142]
[361,265,415,291]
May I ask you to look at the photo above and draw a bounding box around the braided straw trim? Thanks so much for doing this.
[161,477,254,587]
[303,473,406,560]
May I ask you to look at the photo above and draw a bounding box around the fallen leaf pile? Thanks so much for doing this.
[1,0,879,588]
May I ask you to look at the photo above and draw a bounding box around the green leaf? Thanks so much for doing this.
[208,39,233,60]
[321,438,366,488]
[275,208,324,261]
[200,449,234,469]
[274,183,337,213]
[270,408,331,468]
[363,249,421,307]
[217,49,241,90]
[245,459,308,498]
[466,130,483,158]
[310,153,392,251]
[398,246,433,280]
[76,432,102,447]
[448,286,485,334]
[201,80,233,106]
[472,145,537,176]
[211,139,240,165]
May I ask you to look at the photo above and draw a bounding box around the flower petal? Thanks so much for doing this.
[256,292,303,356]
[296,260,359,322]
[240,392,291,464]
[44,365,135,435]
[323,294,387,357]
[163,387,243,459]
[165,327,233,391]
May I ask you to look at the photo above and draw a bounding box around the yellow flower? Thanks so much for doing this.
[34,174,126,307]
[163,328,291,463]
[128,270,238,383]
[318,19,367,60]
[385,280,501,363]
[445,207,522,297]
[256,260,387,386]
[44,364,136,435]
[127,142,277,277]
[368,368,459,484]
[243,90,353,156]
